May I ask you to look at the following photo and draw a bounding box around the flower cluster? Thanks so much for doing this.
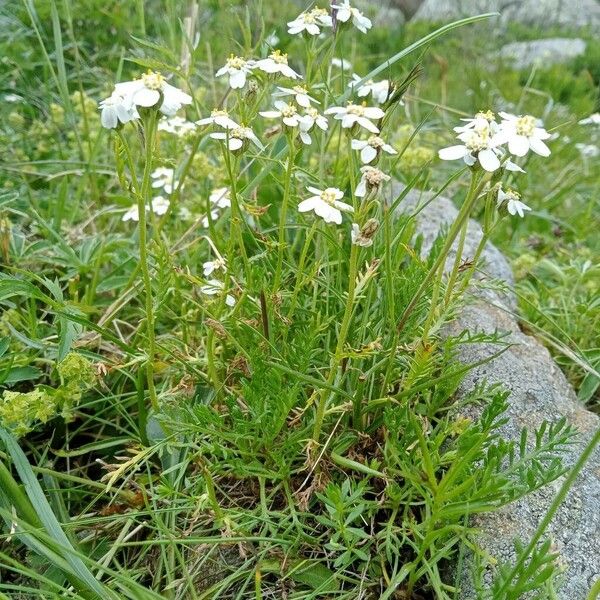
[439,110,553,217]
[99,70,192,129]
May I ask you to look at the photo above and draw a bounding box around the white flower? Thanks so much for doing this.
[274,85,318,108]
[325,102,384,134]
[260,101,303,128]
[200,279,235,307]
[203,257,227,277]
[209,187,231,209]
[196,109,239,130]
[158,116,197,136]
[121,197,170,222]
[298,186,353,224]
[355,166,390,197]
[439,128,502,172]
[453,110,499,136]
[99,91,138,129]
[332,57,352,71]
[351,135,396,164]
[201,209,220,228]
[288,8,333,36]
[298,107,329,145]
[151,167,179,194]
[265,32,280,47]
[210,125,263,152]
[122,204,140,222]
[348,74,389,104]
[151,196,170,215]
[579,113,600,126]
[332,1,372,33]
[114,71,192,116]
[497,188,531,218]
[575,143,599,158]
[493,112,551,157]
[254,50,300,79]
[215,55,254,89]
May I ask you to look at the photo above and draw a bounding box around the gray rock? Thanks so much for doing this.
[391,183,600,599]
[411,0,600,30]
[499,38,587,70]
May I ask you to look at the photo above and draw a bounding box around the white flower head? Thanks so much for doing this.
[497,187,531,218]
[260,101,303,128]
[439,122,502,172]
[209,187,231,209]
[254,50,300,80]
[579,113,600,126]
[331,57,352,71]
[203,257,227,277]
[453,110,498,136]
[274,85,318,108]
[196,109,240,130]
[288,8,333,36]
[493,112,551,157]
[99,91,139,129]
[298,186,353,224]
[575,143,600,158]
[122,204,140,222]
[355,166,390,197]
[114,70,192,116]
[351,135,396,164]
[298,107,329,145]
[332,1,372,33]
[325,102,384,134]
[158,116,197,136]
[151,196,170,215]
[210,125,263,153]
[151,167,179,194]
[200,279,235,307]
[215,55,254,90]
[348,74,389,104]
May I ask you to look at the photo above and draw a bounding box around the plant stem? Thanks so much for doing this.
[312,242,359,443]
[396,173,483,335]
[139,112,159,412]
[273,138,296,291]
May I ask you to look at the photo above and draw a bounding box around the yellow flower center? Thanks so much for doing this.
[465,131,489,152]
[346,102,366,116]
[281,104,297,118]
[269,50,288,65]
[364,167,385,186]
[515,115,536,137]
[142,71,165,90]
[293,85,308,94]
[368,135,384,148]
[227,55,246,70]
[476,110,495,122]
[211,109,229,118]
[306,107,319,118]
[302,12,317,24]
[504,188,520,201]
[320,189,338,204]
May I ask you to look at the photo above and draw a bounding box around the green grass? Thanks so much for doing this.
[0,1,598,598]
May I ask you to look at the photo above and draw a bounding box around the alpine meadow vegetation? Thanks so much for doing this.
[0,2,599,599]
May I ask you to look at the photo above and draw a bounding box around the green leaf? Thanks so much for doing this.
[2,366,44,385]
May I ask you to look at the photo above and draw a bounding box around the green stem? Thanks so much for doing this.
[312,242,359,443]
[273,138,296,292]
[443,214,469,307]
[396,173,483,335]
[139,112,159,413]
[286,221,318,324]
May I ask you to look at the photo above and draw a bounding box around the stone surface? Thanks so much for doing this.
[411,0,600,30]
[499,38,587,70]
[391,183,600,599]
